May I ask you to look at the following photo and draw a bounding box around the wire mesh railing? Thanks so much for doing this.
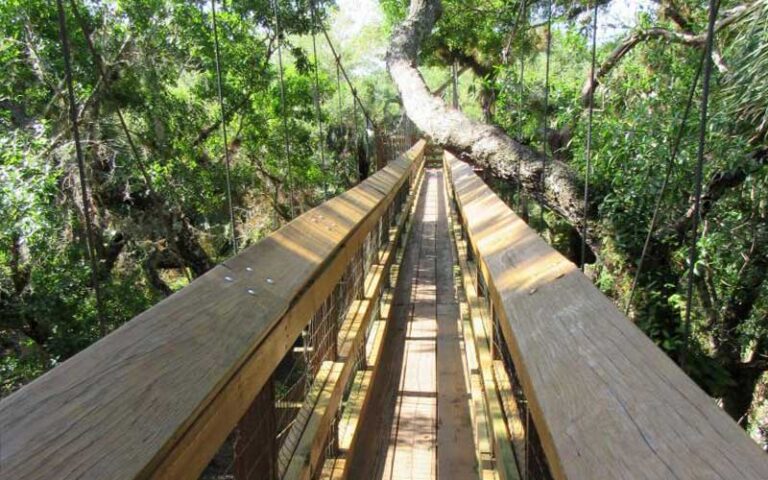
[444,148,554,480]
[492,309,553,480]
[199,139,424,480]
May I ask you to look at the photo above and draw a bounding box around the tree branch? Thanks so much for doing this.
[673,147,768,239]
[387,0,596,252]
[580,4,750,106]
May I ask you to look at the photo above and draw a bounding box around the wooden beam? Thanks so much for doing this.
[0,142,426,480]
[301,161,427,480]
[445,152,768,479]
[282,160,426,480]
[444,162,519,480]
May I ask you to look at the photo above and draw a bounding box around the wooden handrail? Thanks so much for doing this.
[283,161,426,480]
[0,140,426,480]
[444,152,768,479]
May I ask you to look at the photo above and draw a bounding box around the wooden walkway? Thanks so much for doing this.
[348,169,478,479]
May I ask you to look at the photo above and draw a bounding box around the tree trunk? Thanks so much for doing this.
[386,0,597,253]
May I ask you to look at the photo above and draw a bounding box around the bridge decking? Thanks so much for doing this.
[348,169,478,479]
[5,141,768,480]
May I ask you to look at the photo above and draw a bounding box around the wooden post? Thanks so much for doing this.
[375,125,388,170]
[234,377,277,480]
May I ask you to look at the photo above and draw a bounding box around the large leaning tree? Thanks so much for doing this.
[386,0,595,251]
[386,0,768,430]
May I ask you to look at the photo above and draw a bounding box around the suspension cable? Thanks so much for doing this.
[314,10,383,174]
[56,0,106,336]
[318,24,374,127]
[271,0,296,218]
[352,86,360,180]
[625,52,705,315]
[336,62,344,125]
[68,0,155,196]
[335,61,348,179]
[210,0,238,253]
[309,1,329,199]
[682,0,720,368]
[540,0,553,229]
[580,0,599,271]
[517,0,527,215]
[451,61,460,109]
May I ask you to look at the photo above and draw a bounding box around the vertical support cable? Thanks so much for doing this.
[335,61,346,178]
[352,87,360,181]
[625,54,704,315]
[210,0,238,253]
[451,61,460,109]
[365,118,374,173]
[69,0,156,197]
[580,0,599,271]
[682,0,720,368]
[517,0,527,215]
[272,0,296,218]
[309,1,329,199]
[540,0,552,229]
[56,0,106,336]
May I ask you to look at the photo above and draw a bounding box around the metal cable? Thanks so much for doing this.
[56,0,106,336]
[310,1,329,199]
[625,52,705,315]
[540,0,552,229]
[211,0,238,253]
[352,85,360,181]
[334,61,348,178]
[68,0,155,196]
[451,61,460,109]
[682,0,720,368]
[580,0,599,271]
[313,23,384,172]
[517,0,527,215]
[272,0,297,218]
[318,26,375,127]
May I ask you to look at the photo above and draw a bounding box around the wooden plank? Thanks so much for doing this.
[446,171,519,480]
[279,362,336,477]
[444,168,493,478]
[319,457,346,480]
[347,168,478,480]
[327,167,427,480]
[446,152,768,479]
[0,142,426,480]
[338,370,373,452]
[492,360,526,473]
[283,361,345,480]
[345,169,428,479]
[434,170,478,480]
[283,161,425,480]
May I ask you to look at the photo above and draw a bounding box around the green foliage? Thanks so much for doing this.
[4,0,768,446]
[0,0,379,395]
[404,0,768,435]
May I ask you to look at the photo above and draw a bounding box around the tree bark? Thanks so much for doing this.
[386,0,595,251]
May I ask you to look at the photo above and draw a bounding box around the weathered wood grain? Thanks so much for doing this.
[444,166,519,480]
[446,152,768,479]
[0,142,426,480]
[283,161,425,480]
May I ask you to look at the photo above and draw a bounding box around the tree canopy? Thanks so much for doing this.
[2,0,768,449]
